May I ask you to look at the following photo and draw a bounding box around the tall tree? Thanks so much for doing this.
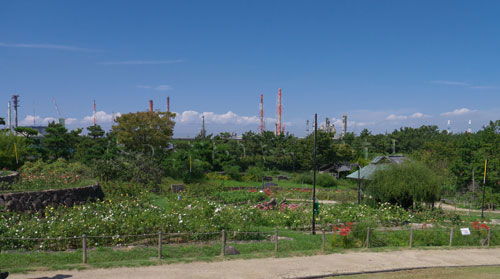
[112,111,175,153]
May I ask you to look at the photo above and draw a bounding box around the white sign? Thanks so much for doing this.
[460,228,471,235]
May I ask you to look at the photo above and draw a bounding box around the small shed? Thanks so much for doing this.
[347,155,408,181]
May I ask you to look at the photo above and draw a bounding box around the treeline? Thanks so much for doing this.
[1,114,500,194]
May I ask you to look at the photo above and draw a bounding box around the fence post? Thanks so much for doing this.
[366,227,370,248]
[82,234,87,264]
[221,230,226,256]
[158,231,162,259]
[487,228,491,246]
[409,228,413,248]
[449,227,454,247]
[274,229,279,256]
[322,229,326,253]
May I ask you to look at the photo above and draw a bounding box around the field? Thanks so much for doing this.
[2,165,500,275]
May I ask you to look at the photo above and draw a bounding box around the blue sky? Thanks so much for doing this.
[1,1,500,137]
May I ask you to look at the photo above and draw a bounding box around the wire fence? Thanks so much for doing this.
[1,227,499,263]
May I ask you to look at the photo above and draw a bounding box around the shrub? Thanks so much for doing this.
[243,166,265,182]
[367,161,443,208]
[20,159,91,177]
[212,190,266,204]
[293,172,337,187]
[223,165,242,181]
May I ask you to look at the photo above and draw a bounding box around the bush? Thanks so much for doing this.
[212,190,266,204]
[293,172,337,187]
[20,158,91,177]
[367,161,443,208]
[243,166,265,182]
[223,165,242,181]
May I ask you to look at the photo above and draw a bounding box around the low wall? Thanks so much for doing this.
[0,171,19,184]
[0,184,105,212]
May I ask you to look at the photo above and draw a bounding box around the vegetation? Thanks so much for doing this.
[3,111,500,273]
[368,161,443,208]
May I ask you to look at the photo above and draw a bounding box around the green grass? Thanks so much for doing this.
[0,178,97,193]
[331,266,500,279]
[211,178,357,191]
[0,229,325,273]
[4,229,500,274]
[0,170,13,176]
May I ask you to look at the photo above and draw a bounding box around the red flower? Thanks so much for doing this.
[481,223,490,230]
[334,225,339,232]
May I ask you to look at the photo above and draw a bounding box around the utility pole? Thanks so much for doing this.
[482,159,488,219]
[312,113,317,235]
[357,164,361,204]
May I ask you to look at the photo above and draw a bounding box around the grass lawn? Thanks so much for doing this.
[211,178,357,191]
[0,229,329,273]
[331,266,500,279]
[0,170,13,176]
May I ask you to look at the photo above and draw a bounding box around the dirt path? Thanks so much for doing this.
[438,203,500,214]
[10,248,500,279]
[288,199,338,204]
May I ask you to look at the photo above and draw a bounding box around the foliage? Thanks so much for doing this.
[243,166,265,182]
[212,190,266,204]
[368,161,443,208]
[20,158,91,177]
[112,111,175,153]
[293,172,337,187]
[43,122,82,160]
[223,165,242,181]
[0,131,28,169]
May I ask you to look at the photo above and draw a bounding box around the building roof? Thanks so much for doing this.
[346,155,407,180]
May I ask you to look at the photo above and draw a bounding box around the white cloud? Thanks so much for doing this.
[0,42,97,52]
[82,111,121,124]
[136,84,173,91]
[386,114,408,121]
[430,80,470,86]
[19,115,59,126]
[65,118,78,125]
[410,112,431,118]
[99,60,183,65]
[176,110,268,126]
[430,80,496,90]
[155,85,172,91]
[440,108,476,117]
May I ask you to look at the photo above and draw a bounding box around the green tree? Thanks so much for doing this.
[367,161,443,208]
[112,111,175,153]
[14,127,38,139]
[0,130,28,169]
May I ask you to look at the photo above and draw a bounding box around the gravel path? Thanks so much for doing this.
[10,248,500,279]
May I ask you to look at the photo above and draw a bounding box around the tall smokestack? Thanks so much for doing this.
[167,96,170,113]
[12,95,19,128]
[260,94,264,134]
[149,100,153,112]
[278,88,282,135]
[7,101,12,131]
[93,99,96,126]
[342,114,347,138]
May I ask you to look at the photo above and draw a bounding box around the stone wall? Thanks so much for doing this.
[0,184,105,212]
[0,172,19,184]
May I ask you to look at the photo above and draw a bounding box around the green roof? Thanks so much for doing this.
[346,155,406,180]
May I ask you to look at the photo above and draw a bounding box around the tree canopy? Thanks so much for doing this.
[112,111,175,153]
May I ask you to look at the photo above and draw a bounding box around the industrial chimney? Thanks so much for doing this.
[149,100,153,112]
